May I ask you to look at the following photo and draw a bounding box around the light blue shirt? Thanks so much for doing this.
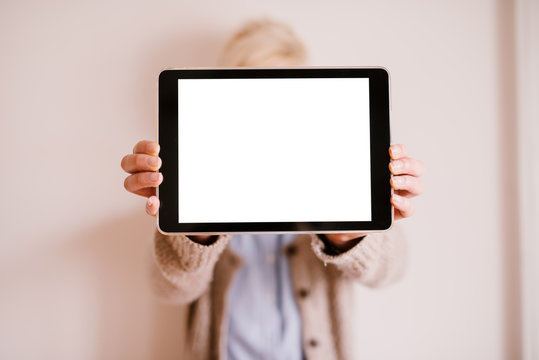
[227,234,303,360]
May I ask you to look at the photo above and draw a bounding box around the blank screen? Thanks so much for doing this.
[177,78,371,223]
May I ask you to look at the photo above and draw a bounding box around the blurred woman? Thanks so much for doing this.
[121,19,424,360]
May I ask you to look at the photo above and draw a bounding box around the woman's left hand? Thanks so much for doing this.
[323,144,425,251]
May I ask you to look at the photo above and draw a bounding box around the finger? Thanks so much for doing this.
[133,140,160,155]
[124,172,163,194]
[391,193,414,218]
[394,189,416,199]
[390,175,424,196]
[389,157,425,176]
[146,196,160,216]
[121,154,161,174]
[389,144,408,160]
[133,187,156,198]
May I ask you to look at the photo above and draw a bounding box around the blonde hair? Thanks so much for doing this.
[218,19,308,67]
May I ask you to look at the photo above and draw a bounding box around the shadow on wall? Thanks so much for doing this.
[0,211,188,359]
[78,211,187,360]
[496,0,521,359]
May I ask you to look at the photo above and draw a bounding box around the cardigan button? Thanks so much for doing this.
[298,288,309,298]
[285,245,297,256]
[309,338,319,347]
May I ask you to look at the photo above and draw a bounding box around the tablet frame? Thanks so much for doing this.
[158,67,392,234]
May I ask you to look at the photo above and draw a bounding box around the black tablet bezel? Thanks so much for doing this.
[158,68,392,234]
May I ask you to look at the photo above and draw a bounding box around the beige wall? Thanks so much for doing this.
[0,0,520,359]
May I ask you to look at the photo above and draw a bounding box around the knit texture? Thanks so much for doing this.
[151,228,406,360]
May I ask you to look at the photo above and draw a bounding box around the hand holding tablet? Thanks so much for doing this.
[122,69,423,236]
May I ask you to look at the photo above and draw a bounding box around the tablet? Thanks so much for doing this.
[158,67,392,234]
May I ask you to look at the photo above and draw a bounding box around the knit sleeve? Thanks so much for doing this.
[150,230,230,304]
[310,226,407,287]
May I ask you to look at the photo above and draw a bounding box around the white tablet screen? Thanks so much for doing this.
[177,78,371,223]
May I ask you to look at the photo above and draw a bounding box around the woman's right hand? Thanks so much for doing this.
[121,140,163,216]
[121,140,215,244]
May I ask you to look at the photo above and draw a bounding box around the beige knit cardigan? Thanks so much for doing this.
[151,228,405,360]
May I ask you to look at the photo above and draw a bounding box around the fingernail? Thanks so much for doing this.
[392,194,402,204]
[148,157,160,167]
[390,146,400,157]
[151,172,160,181]
[148,197,155,206]
[390,160,403,171]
